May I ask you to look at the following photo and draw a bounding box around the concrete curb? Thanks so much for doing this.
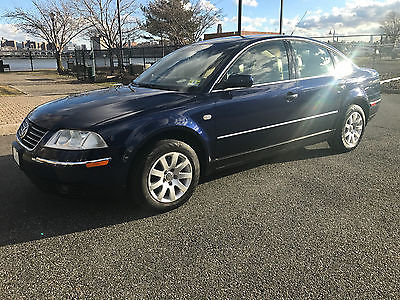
[0,123,19,136]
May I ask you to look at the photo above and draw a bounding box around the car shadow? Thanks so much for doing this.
[0,143,338,247]
[0,154,159,247]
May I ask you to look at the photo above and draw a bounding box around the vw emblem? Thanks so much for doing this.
[19,120,29,139]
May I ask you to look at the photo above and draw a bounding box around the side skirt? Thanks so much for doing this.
[210,130,334,171]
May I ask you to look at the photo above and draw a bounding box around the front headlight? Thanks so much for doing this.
[45,130,108,150]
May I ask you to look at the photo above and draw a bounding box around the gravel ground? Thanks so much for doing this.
[0,94,399,299]
[380,73,400,91]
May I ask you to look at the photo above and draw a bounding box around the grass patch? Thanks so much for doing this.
[0,85,24,96]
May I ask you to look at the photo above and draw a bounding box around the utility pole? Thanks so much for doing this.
[116,0,123,68]
[238,0,242,35]
[279,0,283,34]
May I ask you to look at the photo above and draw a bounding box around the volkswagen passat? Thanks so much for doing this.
[12,36,381,211]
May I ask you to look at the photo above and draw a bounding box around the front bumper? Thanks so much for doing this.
[368,98,381,120]
[12,140,127,187]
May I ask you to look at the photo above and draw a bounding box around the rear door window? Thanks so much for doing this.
[291,41,334,78]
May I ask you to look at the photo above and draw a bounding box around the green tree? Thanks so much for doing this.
[141,0,222,46]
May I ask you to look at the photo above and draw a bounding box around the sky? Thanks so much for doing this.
[0,0,400,44]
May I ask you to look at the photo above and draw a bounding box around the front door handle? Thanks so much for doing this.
[337,84,346,93]
[286,92,298,102]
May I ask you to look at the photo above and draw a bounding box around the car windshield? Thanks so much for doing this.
[133,43,235,92]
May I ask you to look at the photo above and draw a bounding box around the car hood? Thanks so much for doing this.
[28,85,194,130]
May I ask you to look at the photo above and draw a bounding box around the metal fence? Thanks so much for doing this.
[1,34,399,78]
[66,45,180,80]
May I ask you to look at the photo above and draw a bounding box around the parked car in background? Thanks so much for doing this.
[12,35,381,211]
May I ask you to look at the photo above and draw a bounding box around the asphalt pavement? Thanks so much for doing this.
[0,94,399,299]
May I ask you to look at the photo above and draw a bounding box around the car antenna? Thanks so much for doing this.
[290,11,308,36]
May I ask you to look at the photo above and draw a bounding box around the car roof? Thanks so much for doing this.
[198,35,328,48]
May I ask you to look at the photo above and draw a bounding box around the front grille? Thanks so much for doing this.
[17,119,47,151]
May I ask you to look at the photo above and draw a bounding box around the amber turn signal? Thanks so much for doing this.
[86,159,109,168]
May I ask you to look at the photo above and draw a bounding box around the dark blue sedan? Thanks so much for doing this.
[12,35,381,211]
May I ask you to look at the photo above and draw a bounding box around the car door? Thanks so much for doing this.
[211,40,300,160]
[287,40,342,137]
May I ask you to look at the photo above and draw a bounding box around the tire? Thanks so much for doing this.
[132,139,200,211]
[328,104,366,152]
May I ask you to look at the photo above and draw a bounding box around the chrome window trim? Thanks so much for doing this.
[217,110,338,140]
[211,74,333,93]
[32,157,112,166]
[216,129,333,162]
[209,36,346,93]
[209,37,289,93]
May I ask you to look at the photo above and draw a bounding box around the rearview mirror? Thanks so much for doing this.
[221,74,253,89]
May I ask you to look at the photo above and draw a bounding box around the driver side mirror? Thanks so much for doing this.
[219,74,254,89]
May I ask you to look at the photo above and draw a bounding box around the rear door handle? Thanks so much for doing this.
[286,92,298,102]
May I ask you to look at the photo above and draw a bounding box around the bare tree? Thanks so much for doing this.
[381,11,400,44]
[5,0,88,74]
[73,0,138,68]
[141,0,222,46]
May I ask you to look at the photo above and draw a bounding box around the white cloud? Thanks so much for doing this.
[266,0,400,37]
[235,0,258,8]
[199,0,218,11]
[296,0,400,35]
[228,16,267,31]
[0,24,36,42]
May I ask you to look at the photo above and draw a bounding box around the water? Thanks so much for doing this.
[1,57,159,71]
[1,58,58,71]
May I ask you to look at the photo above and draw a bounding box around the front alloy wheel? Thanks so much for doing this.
[148,152,193,203]
[134,139,200,211]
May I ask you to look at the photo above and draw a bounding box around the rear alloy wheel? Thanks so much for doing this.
[135,139,200,211]
[328,104,366,152]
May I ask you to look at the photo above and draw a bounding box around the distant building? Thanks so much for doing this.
[1,39,17,50]
[47,43,56,51]
[25,40,38,49]
[204,24,279,40]
[65,42,76,51]
[124,40,137,48]
[91,36,106,50]
[204,31,279,40]
[39,42,48,51]
[16,42,24,49]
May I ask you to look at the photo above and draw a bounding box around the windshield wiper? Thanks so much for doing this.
[133,82,174,91]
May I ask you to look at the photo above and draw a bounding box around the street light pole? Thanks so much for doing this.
[238,0,242,35]
[116,0,123,68]
[279,0,283,34]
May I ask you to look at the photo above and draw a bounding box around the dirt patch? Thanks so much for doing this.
[0,85,24,96]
